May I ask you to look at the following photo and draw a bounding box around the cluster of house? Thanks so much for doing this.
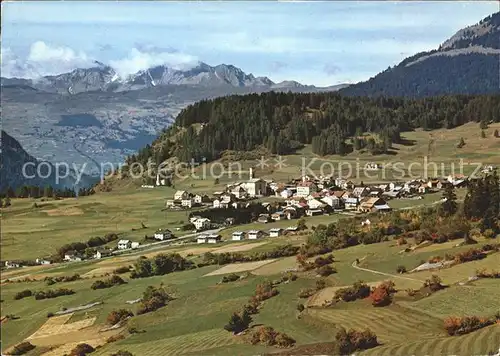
[166,171,268,210]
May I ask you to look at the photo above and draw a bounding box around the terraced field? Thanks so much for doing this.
[361,325,500,356]
[96,328,240,356]
[308,303,445,344]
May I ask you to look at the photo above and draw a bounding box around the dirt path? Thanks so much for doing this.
[351,257,423,282]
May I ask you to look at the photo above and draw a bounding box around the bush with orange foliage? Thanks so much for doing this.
[250,326,295,348]
[444,315,494,336]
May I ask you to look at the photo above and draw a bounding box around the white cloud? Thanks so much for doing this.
[1,41,95,78]
[109,48,198,78]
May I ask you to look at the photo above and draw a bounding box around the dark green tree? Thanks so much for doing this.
[439,184,457,217]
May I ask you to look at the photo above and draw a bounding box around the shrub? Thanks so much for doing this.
[114,266,131,274]
[298,288,316,298]
[335,327,378,354]
[313,254,334,267]
[444,316,494,336]
[424,275,444,292]
[315,279,326,290]
[221,273,240,283]
[254,281,279,302]
[397,237,407,246]
[406,288,417,297]
[334,281,370,302]
[396,265,407,274]
[106,309,134,325]
[250,326,295,348]
[317,264,336,277]
[136,286,171,315]
[47,312,54,318]
[297,303,305,312]
[69,343,95,356]
[91,275,126,290]
[111,351,134,356]
[34,288,75,300]
[10,341,35,355]
[14,290,32,300]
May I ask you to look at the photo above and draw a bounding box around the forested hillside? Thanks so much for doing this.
[340,12,500,97]
[127,92,500,165]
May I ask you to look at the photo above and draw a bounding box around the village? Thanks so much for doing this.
[3,164,494,270]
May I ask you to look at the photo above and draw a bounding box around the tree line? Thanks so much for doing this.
[126,92,500,165]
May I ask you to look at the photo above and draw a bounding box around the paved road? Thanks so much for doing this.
[1,228,223,282]
[111,228,224,255]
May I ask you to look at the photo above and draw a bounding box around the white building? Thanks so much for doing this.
[307,198,326,210]
[207,234,222,244]
[321,195,340,208]
[296,181,318,197]
[197,234,209,244]
[181,198,193,208]
[248,230,264,240]
[269,228,283,237]
[174,190,189,201]
[193,218,211,230]
[131,242,140,249]
[117,240,132,250]
[280,189,294,199]
[240,178,267,197]
[232,231,245,241]
[154,229,173,241]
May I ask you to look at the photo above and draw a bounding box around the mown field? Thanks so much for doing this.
[2,232,499,355]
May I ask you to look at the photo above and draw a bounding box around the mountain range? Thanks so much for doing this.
[2,61,346,95]
[1,11,499,189]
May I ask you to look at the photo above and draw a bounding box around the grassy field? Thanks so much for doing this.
[2,232,499,355]
[2,122,500,355]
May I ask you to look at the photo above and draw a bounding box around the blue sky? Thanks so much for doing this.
[1,1,498,86]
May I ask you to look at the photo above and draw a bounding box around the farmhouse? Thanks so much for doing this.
[193,217,211,230]
[194,194,211,204]
[64,251,83,262]
[36,258,52,265]
[4,261,21,268]
[197,233,222,244]
[197,234,208,244]
[271,211,286,221]
[131,242,140,249]
[232,231,245,241]
[257,214,271,223]
[248,230,264,239]
[117,240,132,250]
[181,198,193,208]
[269,228,283,237]
[207,234,222,244]
[174,190,190,201]
[94,248,112,259]
[230,185,249,199]
[154,228,174,241]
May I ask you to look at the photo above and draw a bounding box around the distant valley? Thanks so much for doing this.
[1,63,347,175]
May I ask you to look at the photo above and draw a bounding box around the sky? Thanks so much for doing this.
[1,1,498,86]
